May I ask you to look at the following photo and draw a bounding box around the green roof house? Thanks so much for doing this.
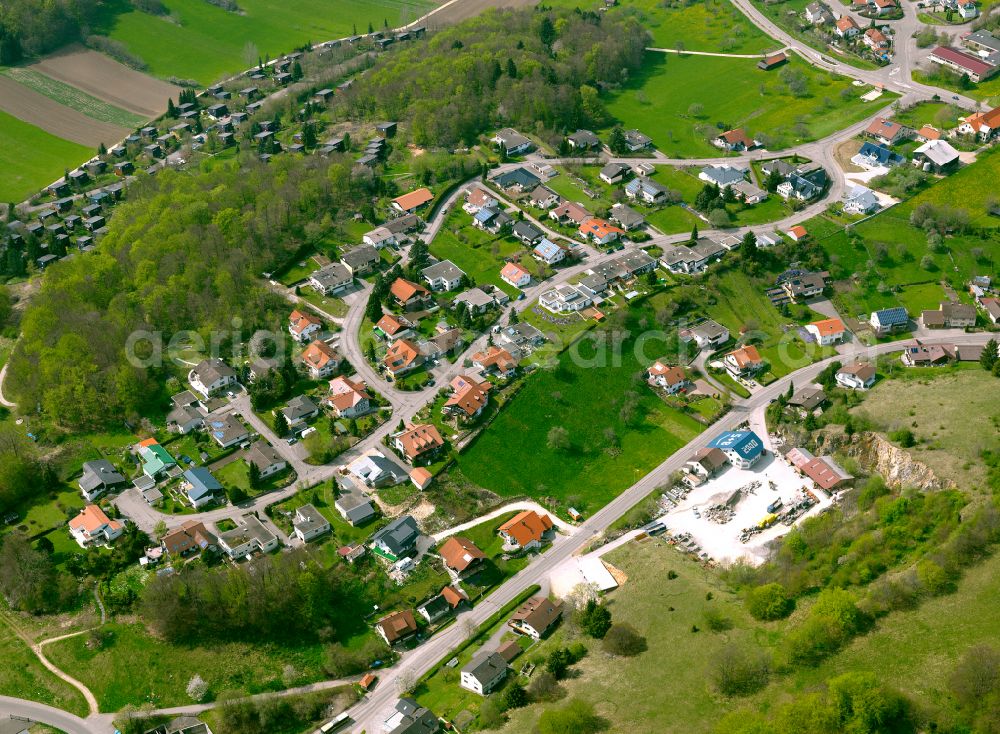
[139,440,177,478]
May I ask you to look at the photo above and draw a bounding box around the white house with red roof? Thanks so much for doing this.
[289,310,323,343]
[805,318,847,346]
[500,261,531,288]
[646,361,691,394]
[69,505,124,547]
[326,376,372,418]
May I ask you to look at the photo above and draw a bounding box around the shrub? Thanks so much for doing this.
[744,583,793,621]
[537,698,603,734]
[601,623,647,657]
[704,607,734,632]
[577,599,612,639]
[710,644,771,696]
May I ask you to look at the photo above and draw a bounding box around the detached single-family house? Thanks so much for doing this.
[422,260,465,292]
[527,185,560,209]
[843,185,881,215]
[623,128,653,151]
[326,376,372,418]
[499,510,553,551]
[870,306,909,336]
[247,441,286,478]
[282,394,320,428]
[647,361,691,394]
[371,515,420,561]
[957,106,1000,140]
[68,505,124,547]
[162,520,216,557]
[393,423,445,463]
[217,514,279,559]
[439,536,486,576]
[685,447,730,483]
[492,128,534,155]
[865,117,912,146]
[699,165,748,189]
[79,460,126,502]
[392,187,434,213]
[472,346,519,377]
[805,318,847,345]
[805,1,834,23]
[418,587,464,624]
[335,490,377,526]
[709,430,765,469]
[390,278,431,310]
[512,220,544,245]
[599,161,632,185]
[473,206,513,234]
[679,319,730,349]
[309,262,353,295]
[461,652,508,696]
[714,128,758,152]
[549,201,591,225]
[624,177,669,204]
[500,261,532,288]
[383,698,440,734]
[206,415,249,448]
[509,596,563,639]
[341,244,380,276]
[788,386,827,414]
[854,142,905,169]
[610,203,645,231]
[293,504,331,542]
[567,129,601,150]
[836,361,877,390]
[383,339,423,378]
[300,340,340,379]
[864,28,891,57]
[578,217,625,245]
[492,167,542,192]
[443,375,491,420]
[364,226,397,248]
[181,467,223,508]
[724,344,764,377]
[189,358,237,398]
[463,187,500,213]
[288,309,323,343]
[138,438,177,479]
[836,15,860,37]
[533,237,566,265]
[539,284,592,312]
[375,313,414,341]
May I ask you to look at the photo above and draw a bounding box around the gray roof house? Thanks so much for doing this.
[309,262,353,295]
[699,165,748,188]
[371,515,420,560]
[512,220,543,244]
[341,244,380,275]
[79,460,126,501]
[335,488,377,525]
[422,260,465,291]
[492,128,533,155]
[460,651,508,696]
[599,161,632,184]
[293,503,331,542]
[610,203,644,230]
[384,697,440,734]
[567,129,601,149]
[281,394,320,427]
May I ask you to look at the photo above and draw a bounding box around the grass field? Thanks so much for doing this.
[548,0,776,54]
[456,299,704,513]
[603,52,893,158]
[849,368,1000,490]
[92,0,440,84]
[913,69,1000,104]
[0,109,92,201]
[0,616,90,718]
[493,530,1000,733]
[44,622,329,710]
[494,539,759,734]
[2,68,147,128]
[891,100,965,132]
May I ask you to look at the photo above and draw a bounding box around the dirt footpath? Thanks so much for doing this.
[28,44,181,119]
[0,76,130,147]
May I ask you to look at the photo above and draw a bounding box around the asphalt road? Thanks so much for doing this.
[0,697,95,734]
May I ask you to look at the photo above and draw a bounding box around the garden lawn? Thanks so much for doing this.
[891,101,964,132]
[44,622,330,710]
[0,618,89,717]
[91,0,440,84]
[298,288,349,318]
[548,0,776,54]
[496,540,762,734]
[429,208,529,296]
[2,489,85,541]
[457,300,703,512]
[912,69,1000,103]
[603,52,894,158]
[0,109,92,201]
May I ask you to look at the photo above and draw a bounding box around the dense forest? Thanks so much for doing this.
[6,154,380,429]
[338,8,650,148]
[0,0,94,63]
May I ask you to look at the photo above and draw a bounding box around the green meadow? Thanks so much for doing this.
[604,52,894,157]
[0,109,93,201]
[92,0,439,84]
